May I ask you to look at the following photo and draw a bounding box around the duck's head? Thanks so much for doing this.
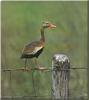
[42,21,56,29]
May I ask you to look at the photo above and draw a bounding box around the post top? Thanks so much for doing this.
[53,54,69,63]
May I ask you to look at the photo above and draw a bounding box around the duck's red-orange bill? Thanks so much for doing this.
[49,24,56,28]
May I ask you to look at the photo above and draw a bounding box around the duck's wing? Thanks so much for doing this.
[22,41,44,55]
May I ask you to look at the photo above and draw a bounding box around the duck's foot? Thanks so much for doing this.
[36,66,49,72]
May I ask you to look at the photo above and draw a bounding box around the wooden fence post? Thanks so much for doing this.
[52,54,70,100]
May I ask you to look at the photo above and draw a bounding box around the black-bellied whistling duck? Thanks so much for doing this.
[21,21,56,69]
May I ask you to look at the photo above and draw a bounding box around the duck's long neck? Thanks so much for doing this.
[40,27,45,42]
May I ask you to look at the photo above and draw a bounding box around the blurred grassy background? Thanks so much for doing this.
[1,1,87,97]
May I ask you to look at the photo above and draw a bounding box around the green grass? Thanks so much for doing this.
[1,1,87,97]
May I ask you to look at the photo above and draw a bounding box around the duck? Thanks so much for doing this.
[21,21,56,69]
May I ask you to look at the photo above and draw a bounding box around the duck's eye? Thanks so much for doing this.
[45,22,49,24]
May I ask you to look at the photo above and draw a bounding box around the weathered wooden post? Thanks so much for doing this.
[52,54,70,100]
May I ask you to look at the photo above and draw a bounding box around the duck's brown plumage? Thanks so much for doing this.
[21,40,44,58]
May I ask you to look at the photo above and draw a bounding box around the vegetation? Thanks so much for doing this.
[1,1,87,98]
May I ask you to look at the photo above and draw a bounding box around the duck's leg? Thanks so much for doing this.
[24,59,27,69]
[34,58,41,67]
[34,58,41,68]
[21,59,27,71]
[34,58,46,71]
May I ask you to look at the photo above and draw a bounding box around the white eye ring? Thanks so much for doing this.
[42,21,49,24]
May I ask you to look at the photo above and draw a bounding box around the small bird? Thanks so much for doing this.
[21,21,56,69]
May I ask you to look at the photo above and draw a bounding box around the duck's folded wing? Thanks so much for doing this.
[22,41,44,55]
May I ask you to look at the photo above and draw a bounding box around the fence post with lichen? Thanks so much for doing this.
[52,54,70,99]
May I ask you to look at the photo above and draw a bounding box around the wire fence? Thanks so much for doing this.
[1,65,88,100]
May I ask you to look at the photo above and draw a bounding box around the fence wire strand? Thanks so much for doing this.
[2,66,88,72]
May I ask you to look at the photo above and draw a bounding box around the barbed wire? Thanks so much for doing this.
[2,66,88,72]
